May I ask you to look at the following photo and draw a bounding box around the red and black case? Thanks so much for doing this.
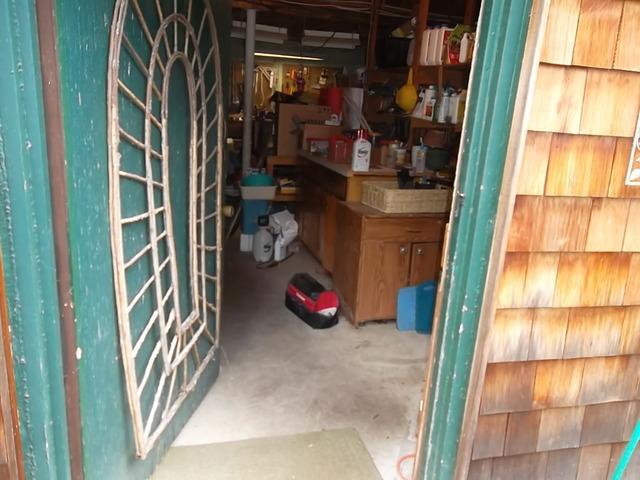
[285,273,339,329]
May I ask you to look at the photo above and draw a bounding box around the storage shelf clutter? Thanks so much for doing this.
[227,0,475,333]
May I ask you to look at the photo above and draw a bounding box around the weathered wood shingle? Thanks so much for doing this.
[472,414,508,460]
[533,359,584,409]
[537,406,585,451]
[481,363,536,415]
[580,402,630,446]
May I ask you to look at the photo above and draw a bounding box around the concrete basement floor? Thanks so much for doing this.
[174,239,430,479]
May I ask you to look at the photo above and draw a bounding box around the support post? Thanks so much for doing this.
[365,0,381,78]
[242,9,256,175]
[463,0,480,25]
[412,0,430,69]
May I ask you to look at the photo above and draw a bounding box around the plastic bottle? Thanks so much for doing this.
[449,91,459,124]
[437,90,451,123]
[406,38,415,66]
[412,87,426,118]
[426,27,441,65]
[428,27,454,65]
[423,85,437,121]
[252,215,273,263]
[387,140,401,168]
[460,32,473,63]
[411,137,427,174]
[351,129,371,172]
[418,29,431,66]
[449,89,467,124]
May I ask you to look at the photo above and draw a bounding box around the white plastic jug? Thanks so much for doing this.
[253,215,273,263]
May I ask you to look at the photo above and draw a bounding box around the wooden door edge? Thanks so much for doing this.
[34,2,84,479]
[451,0,551,478]
[0,256,24,480]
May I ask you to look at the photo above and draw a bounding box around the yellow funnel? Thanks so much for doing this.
[396,68,418,112]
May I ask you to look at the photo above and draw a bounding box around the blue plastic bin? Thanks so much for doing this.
[396,280,436,334]
[241,199,269,235]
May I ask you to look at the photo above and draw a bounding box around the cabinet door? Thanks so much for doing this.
[322,194,337,272]
[300,183,325,260]
[409,242,441,285]
[357,241,411,321]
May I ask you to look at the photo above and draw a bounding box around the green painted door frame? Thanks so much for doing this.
[0,1,72,479]
[3,0,533,478]
[0,1,232,479]
[416,1,535,479]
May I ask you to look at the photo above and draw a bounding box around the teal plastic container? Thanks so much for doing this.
[396,280,436,334]
[241,173,274,186]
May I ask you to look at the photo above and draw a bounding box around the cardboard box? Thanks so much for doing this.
[276,104,332,156]
[300,124,343,152]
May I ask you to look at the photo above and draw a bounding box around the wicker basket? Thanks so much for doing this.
[361,181,452,214]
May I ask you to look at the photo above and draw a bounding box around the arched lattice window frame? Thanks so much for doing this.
[107,0,223,458]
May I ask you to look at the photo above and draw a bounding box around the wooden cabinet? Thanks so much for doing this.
[409,242,441,285]
[297,151,398,273]
[333,202,446,326]
[299,182,325,261]
[357,240,412,321]
[298,181,338,271]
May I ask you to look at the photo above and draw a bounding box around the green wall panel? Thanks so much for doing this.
[53,1,230,478]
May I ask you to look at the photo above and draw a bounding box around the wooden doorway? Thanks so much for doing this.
[0,258,23,479]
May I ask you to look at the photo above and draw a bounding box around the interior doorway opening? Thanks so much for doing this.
[174,1,483,478]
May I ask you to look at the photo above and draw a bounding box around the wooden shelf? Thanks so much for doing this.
[273,193,303,203]
[432,63,473,71]
[370,63,472,77]
[376,66,411,74]
[367,63,472,92]
[414,63,472,86]
[411,117,455,130]
[410,117,463,133]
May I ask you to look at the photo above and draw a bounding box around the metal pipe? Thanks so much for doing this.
[242,9,256,175]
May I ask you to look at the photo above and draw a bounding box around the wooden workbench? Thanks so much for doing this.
[296,149,398,272]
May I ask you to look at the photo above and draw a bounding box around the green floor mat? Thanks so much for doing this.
[152,428,382,480]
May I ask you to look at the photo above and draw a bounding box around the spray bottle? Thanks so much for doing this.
[351,129,371,172]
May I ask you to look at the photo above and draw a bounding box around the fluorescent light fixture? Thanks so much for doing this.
[255,52,323,61]
[231,21,287,44]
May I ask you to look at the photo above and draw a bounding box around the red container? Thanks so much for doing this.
[321,87,343,116]
[329,135,352,163]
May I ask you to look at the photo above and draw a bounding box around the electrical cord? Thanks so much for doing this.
[277,0,411,17]
[308,31,337,52]
[396,452,416,480]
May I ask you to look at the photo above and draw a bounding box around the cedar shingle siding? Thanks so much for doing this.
[468,0,640,477]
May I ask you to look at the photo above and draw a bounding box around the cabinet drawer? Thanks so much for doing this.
[304,161,348,199]
[363,217,445,242]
